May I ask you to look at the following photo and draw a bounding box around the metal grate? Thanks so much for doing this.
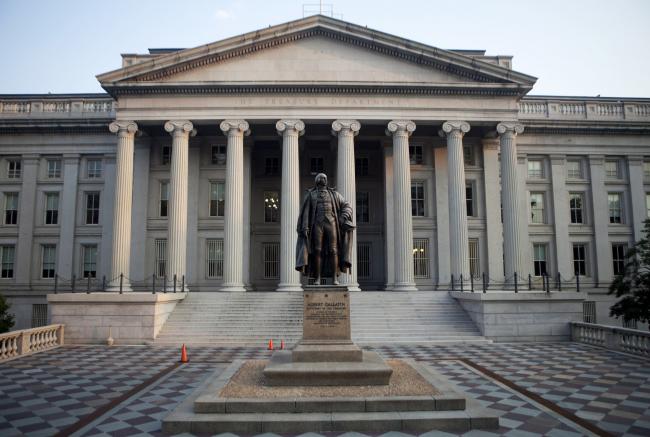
[357,242,371,279]
[583,301,597,323]
[413,238,429,278]
[154,239,167,278]
[263,243,280,279]
[469,239,480,278]
[206,239,224,278]
[31,304,48,328]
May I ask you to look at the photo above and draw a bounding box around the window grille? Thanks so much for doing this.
[85,192,100,224]
[87,159,102,178]
[45,193,59,225]
[264,191,280,223]
[527,160,543,178]
[4,193,18,225]
[211,145,226,165]
[209,182,225,217]
[530,193,545,224]
[469,239,480,278]
[356,192,369,223]
[7,159,21,179]
[533,243,547,276]
[463,145,475,166]
[612,243,627,276]
[569,193,584,224]
[567,160,582,179]
[355,157,369,176]
[413,238,429,278]
[161,146,171,165]
[310,157,324,174]
[608,193,622,224]
[409,145,423,165]
[573,244,586,276]
[155,239,167,278]
[47,159,62,178]
[357,242,371,279]
[411,182,425,217]
[583,301,596,323]
[41,244,56,278]
[160,182,169,217]
[465,182,475,217]
[263,243,280,279]
[206,239,224,278]
[31,304,48,328]
[0,245,15,278]
[82,245,98,278]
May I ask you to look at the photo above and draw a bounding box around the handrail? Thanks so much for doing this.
[0,324,65,362]
[571,322,650,358]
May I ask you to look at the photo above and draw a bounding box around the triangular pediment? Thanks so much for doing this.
[97,15,536,96]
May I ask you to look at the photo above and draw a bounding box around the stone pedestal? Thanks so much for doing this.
[264,285,392,385]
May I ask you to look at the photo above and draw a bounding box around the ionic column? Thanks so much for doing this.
[497,122,526,280]
[164,120,195,290]
[332,119,361,291]
[220,120,250,292]
[107,121,138,291]
[440,121,471,280]
[386,120,417,291]
[277,119,304,292]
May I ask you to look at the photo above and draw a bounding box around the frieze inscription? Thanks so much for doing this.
[237,97,405,107]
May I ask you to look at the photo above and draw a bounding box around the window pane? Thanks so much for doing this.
[85,192,100,224]
[82,245,97,278]
[530,193,545,223]
[263,243,280,279]
[567,160,582,179]
[355,157,369,177]
[409,145,423,165]
[210,182,225,217]
[573,244,586,276]
[356,192,369,223]
[155,239,167,278]
[411,182,425,217]
[264,191,280,222]
[42,245,56,278]
[87,159,102,178]
[608,193,622,223]
[160,182,168,217]
[47,159,62,178]
[527,160,543,178]
[569,193,583,224]
[413,238,429,278]
[465,183,474,217]
[206,239,224,278]
[1,245,15,278]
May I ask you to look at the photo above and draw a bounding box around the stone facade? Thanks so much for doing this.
[0,15,649,330]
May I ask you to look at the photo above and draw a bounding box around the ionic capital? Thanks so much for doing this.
[276,119,305,136]
[439,121,470,138]
[164,120,196,137]
[220,119,250,137]
[331,119,361,137]
[109,120,138,136]
[496,122,524,136]
[386,120,416,137]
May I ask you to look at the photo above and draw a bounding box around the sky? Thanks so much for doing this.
[1,0,649,97]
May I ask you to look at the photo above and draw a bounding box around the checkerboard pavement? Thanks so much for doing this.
[1,342,649,436]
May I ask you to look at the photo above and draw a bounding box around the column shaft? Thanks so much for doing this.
[387,120,417,291]
[333,120,361,291]
[164,120,194,289]
[108,121,137,290]
[277,120,304,292]
[482,139,505,282]
[220,120,249,292]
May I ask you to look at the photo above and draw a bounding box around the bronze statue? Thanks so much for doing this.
[296,173,354,285]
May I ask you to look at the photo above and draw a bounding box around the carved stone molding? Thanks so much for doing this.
[439,121,470,138]
[386,120,416,137]
[220,119,250,137]
[276,119,305,136]
[496,122,524,136]
[164,120,196,137]
[331,119,361,137]
[109,120,138,136]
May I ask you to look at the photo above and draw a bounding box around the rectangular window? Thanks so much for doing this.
[569,193,584,224]
[7,159,21,179]
[87,159,102,178]
[355,157,369,176]
[411,182,425,217]
[31,304,48,328]
[4,193,18,225]
[206,239,224,278]
[469,239,480,278]
[357,242,371,279]
[41,244,56,278]
[47,159,62,178]
[612,243,627,276]
[413,238,429,278]
[583,301,596,323]
[409,145,423,165]
[605,160,620,179]
[573,244,586,276]
[264,191,280,223]
[263,242,280,279]
[209,182,225,217]
[155,239,167,278]
[85,192,100,224]
[356,192,369,223]
[465,182,475,217]
[161,146,171,165]
[566,160,582,179]
[530,192,545,224]
[533,243,547,276]
[265,157,279,176]
[310,157,324,175]
[82,245,98,278]
[160,181,169,217]
[527,160,543,178]
[45,192,59,225]
[211,145,226,165]
[644,162,650,180]
[608,193,623,224]
[463,145,475,166]
[647,193,650,218]
[0,245,15,278]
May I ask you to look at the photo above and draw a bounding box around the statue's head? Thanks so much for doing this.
[315,173,327,188]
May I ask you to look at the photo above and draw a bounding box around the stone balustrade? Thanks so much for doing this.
[0,324,65,362]
[519,98,650,121]
[571,322,650,357]
[0,97,115,117]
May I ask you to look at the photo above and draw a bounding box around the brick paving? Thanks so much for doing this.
[0,343,648,436]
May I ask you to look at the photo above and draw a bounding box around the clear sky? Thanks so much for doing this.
[1,0,649,97]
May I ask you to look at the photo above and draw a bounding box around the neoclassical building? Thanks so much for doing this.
[1,15,649,329]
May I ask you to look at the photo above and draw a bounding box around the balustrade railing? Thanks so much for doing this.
[519,98,650,121]
[0,324,64,362]
[571,322,650,358]
[0,98,114,115]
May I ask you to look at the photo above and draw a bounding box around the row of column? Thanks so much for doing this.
[107,118,526,292]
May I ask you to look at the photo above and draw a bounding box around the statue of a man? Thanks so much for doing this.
[296,173,354,285]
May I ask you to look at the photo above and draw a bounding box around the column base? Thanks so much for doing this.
[220,284,246,292]
[346,284,361,292]
[276,283,303,292]
[391,282,418,292]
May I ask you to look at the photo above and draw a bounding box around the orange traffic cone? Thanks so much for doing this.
[267,339,274,350]
[280,340,285,350]
[180,344,189,363]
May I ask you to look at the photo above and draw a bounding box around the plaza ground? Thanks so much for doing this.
[1,342,649,436]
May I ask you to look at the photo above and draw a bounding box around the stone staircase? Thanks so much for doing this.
[154,291,488,347]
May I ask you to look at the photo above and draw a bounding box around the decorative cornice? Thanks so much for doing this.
[386,120,416,137]
[331,119,360,137]
[276,119,305,136]
[496,122,524,136]
[219,119,250,136]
